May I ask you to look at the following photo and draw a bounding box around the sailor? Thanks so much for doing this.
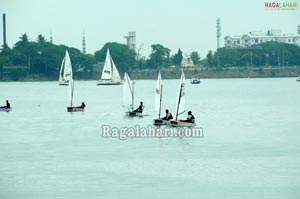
[134,101,144,113]
[162,109,173,120]
[183,111,195,123]
[0,100,10,108]
[80,102,86,109]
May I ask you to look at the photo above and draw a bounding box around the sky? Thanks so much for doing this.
[0,0,299,58]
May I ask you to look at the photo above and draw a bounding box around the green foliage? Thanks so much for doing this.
[171,48,183,66]
[190,51,200,65]
[148,44,171,68]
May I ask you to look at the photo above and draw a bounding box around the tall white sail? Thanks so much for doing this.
[63,50,72,82]
[155,71,163,118]
[123,72,134,110]
[111,58,122,82]
[101,49,112,80]
[175,71,185,120]
[65,50,74,106]
[58,57,65,83]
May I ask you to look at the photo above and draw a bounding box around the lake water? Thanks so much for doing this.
[0,78,300,199]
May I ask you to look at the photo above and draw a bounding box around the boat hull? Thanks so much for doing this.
[191,79,200,84]
[126,111,142,117]
[59,82,69,86]
[67,107,85,112]
[171,120,196,127]
[153,119,170,126]
[0,107,12,112]
[97,80,122,85]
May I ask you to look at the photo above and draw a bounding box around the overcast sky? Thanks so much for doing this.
[0,0,299,57]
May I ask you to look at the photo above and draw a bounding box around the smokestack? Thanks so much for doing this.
[3,13,6,46]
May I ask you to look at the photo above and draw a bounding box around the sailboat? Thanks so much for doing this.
[123,72,142,117]
[97,49,122,85]
[64,50,85,112]
[153,71,167,125]
[171,71,196,127]
[58,51,72,85]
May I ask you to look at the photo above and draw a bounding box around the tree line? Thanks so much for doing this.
[1,33,300,80]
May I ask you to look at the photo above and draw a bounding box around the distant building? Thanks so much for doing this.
[181,56,194,68]
[124,31,136,51]
[224,29,300,48]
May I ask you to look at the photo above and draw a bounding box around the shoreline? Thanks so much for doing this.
[1,67,300,81]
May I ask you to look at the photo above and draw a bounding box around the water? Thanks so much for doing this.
[0,78,300,199]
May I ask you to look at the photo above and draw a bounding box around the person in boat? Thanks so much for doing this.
[162,109,173,120]
[181,111,195,123]
[0,100,10,108]
[134,101,144,113]
[79,102,86,109]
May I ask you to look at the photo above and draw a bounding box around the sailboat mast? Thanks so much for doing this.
[159,84,163,118]
[132,81,134,111]
[175,84,183,121]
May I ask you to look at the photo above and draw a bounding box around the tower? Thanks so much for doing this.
[50,32,53,44]
[216,18,221,49]
[2,13,7,46]
[82,32,86,54]
[124,31,136,51]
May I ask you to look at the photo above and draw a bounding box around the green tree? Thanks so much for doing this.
[190,51,200,65]
[171,48,183,66]
[206,50,214,67]
[148,44,170,68]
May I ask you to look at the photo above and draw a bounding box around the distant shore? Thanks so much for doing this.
[1,67,300,81]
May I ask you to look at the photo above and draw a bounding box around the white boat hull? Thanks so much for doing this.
[59,81,69,86]
[153,119,170,126]
[0,107,12,112]
[97,80,122,85]
[67,107,85,112]
[171,120,196,127]
[126,111,143,117]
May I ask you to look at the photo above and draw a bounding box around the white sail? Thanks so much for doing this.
[63,50,72,82]
[175,71,185,120]
[123,72,134,110]
[111,58,122,82]
[155,71,163,118]
[65,50,74,106]
[100,49,112,80]
[58,56,65,83]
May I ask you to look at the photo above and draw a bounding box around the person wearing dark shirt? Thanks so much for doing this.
[134,102,144,113]
[162,109,173,120]
[181,111,195,123]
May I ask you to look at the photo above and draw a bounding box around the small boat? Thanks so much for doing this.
[172,71,196,127]
[123,72,142,117]
[0,107,12,112]
[97,49,122,85]
[191,78,200,84]
[153,71,168,125]
[63,50,85,112]
[58,51,72,86]
[297,75,300,82]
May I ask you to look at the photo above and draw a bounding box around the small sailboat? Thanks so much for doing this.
[64,50,85,112]
[123,72,142,117]
[58,51,72,85]
[171,71,196,127]
[0,100,12,112]
[191,78,200,84]
[297,75,300,82]
[153,71,167,125]
[97,49,122,85]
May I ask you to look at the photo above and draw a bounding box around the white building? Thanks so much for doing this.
[224,29,300,48]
